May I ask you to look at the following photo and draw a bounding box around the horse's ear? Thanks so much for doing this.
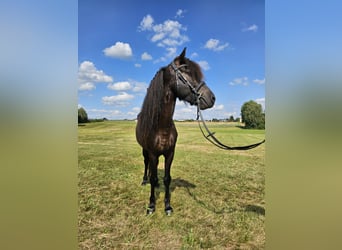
[179,47,186,59]
[174,47,187,66]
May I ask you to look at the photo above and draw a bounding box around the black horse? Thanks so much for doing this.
[136,48,215,215]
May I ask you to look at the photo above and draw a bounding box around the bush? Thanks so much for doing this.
[78,107,88,123]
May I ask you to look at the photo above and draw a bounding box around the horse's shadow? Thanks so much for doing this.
[153,174,196,201]
[244,204,265,216]
[149,174,265,216]
[170,177,196,191]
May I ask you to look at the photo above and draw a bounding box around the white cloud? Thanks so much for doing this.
[213,104,224,110]
[253,78,265,85]
[175,9,186,18]
[86,108,142,120]
[132,107,141,113]
[110,110,123,116]
[155,20,188,47]
[89,108,122,115]
[229,77,249,86]
[78,61,113,91]
[153,57,167,64]
[203,104,235,120]
[139,14,154,31]
[243,24,258,32]
[138,15,189,52]
[160,37,186,47]
[79,82,95,91]
[190,52,198,58]
[141,52,152,60]
[174,102,230,120]
[102,92,134,106]
[152,32,166,42]
[135,63,141,68]
[255,97,265,111]
[131,81,148,93]
[174,102,197,120]
[204,38,229,51]
[127,107,141,119]
[103,42,133,59]
[87,108,124,119]
[107,81,132,91]
[107,79,147,93]
[197,60,210,71]
[166,47,177,58]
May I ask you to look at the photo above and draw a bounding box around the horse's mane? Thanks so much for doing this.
[138,68,165,139]
[184,58,203,84]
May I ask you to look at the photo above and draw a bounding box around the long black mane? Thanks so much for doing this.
[138,68,165,141]
[183,58,203,84]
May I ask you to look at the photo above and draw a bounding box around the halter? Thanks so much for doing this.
[171,62,205,105]
[170,61,265,151]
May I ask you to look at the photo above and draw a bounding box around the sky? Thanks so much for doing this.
[78,0,265,120]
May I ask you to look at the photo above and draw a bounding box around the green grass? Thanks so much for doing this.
[79,121,265,249]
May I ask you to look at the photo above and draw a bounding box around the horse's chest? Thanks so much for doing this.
[154,129,177,152]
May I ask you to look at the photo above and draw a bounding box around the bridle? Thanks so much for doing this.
[171,62,205,106]
[170,61,265,151]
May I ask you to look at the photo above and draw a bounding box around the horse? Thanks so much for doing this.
[136,48,216,215]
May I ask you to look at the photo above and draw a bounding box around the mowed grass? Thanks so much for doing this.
[78,121,265,249]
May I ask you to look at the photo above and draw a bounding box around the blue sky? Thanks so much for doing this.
[78,0,265,120]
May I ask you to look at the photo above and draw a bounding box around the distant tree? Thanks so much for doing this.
[228,115,235,122]
[241,100,265,129]
[78,107,88,123]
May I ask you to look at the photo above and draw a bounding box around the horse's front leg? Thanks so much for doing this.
[141,149,149,185]
[164,149,175,215]
[147,154,158,215]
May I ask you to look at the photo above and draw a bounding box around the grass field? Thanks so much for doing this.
[78,121,265,249]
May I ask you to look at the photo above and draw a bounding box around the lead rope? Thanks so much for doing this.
[196,103,265,150]
[172,62,265,150]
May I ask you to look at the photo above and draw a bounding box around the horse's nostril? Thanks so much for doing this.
[212,95,216,102]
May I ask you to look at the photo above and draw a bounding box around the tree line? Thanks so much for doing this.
[78,100,265,129]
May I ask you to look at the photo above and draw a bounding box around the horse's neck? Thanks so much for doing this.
[158,87,176,128]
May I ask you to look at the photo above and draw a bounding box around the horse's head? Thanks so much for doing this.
[169,48,215,110]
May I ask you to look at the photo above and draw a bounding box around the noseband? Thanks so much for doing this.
[170,62,205,105]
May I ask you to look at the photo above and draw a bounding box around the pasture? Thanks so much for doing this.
[78,121,265,249]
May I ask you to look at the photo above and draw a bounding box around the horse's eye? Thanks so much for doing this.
[182,65,190,73]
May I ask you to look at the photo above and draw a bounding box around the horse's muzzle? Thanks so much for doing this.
[198,92,215,110]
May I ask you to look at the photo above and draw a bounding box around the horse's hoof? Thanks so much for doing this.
[165,206,173,216]
[141,177,149,185]
[146,206,155,215]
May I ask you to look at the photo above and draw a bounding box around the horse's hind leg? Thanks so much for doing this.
[163,149,175,215]
[141,149,149,185]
